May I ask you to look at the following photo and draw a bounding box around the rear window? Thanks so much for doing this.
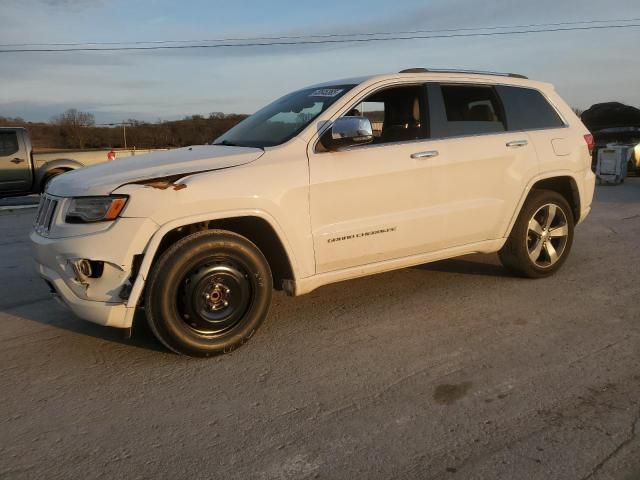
[0,131,19,157]
[497,86,565,131]
[440,85,506,137]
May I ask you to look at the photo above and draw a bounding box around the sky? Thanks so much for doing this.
[1,0,639,123]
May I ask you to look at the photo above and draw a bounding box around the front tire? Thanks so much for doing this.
[145,230,273,356]
[499,190,574,278]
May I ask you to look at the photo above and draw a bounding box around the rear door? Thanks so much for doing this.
[496,85,570,174]
[424,83,539,245]
[0,129,32,194]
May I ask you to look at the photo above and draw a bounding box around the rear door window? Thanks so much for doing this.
[439,85,506,137]
[497,86,565,131]
[0,131,19,157]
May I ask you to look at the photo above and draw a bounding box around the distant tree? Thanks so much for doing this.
[51,108,95,149]
[14,110,247,150]
[572,107,584,117]
[0,116,26,125]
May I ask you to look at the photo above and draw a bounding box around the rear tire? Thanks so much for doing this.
[145,230,273,357]
[499,189,574,278]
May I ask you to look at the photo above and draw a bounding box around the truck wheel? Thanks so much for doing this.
[145,230,273,356]
[499,190,574,278]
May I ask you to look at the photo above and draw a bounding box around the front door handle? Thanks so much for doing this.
[506,140,528,148]
[10,158,25,164]
[411,150,439,159]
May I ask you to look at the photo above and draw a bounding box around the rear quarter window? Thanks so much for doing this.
[497,86,565,131]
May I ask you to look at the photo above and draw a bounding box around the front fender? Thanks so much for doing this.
[124,208,298,309]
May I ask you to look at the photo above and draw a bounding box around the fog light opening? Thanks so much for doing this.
[87,260,104,278]
[69,259,105,281]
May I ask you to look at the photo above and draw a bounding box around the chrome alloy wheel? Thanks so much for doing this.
[526,203,569,268]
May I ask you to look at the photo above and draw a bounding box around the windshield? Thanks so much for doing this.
[214,84,356,148]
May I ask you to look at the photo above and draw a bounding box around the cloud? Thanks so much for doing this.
[1,0,639,122]
[9,0,104,8]
[0,51,133,74]
[0,93,256,124]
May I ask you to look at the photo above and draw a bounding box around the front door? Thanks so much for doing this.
[308,84,444,273]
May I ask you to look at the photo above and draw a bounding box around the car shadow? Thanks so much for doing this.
[5,255,510,355]
[4,298,169,354]
[414,255,509,278]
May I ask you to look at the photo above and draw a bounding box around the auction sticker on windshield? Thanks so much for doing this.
[310,88,344,97]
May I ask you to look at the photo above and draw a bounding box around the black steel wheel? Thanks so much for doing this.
[179,259,253,336]
[145,230,272,356]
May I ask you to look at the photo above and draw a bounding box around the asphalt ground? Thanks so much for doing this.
[1,181,639,479]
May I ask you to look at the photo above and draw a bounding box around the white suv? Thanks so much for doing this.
[31,68,596,356]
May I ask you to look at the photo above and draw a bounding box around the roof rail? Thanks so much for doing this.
[399,68,528,79]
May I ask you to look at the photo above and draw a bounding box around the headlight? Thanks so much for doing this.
[66,196,128,223]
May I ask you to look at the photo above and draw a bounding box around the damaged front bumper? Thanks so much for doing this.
[30,216,159,329]
[37,262,133,328]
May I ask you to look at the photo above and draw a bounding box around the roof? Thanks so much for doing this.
[397,68,527,79]
[306,69,547,91]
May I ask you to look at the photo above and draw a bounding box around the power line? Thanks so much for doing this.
[1,23,639,53]
[2,17,639,48]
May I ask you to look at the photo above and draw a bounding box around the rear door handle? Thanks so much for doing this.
[10,158,25,164]
[411,150,439,159]
[506,140,528,148]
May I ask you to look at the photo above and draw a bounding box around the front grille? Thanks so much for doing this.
[33,196,59,236]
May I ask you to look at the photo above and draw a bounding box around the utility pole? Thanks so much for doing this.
[98,122,132,149]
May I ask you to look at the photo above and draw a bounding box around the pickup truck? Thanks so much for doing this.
[0,127,161,197]
[0,127,82,197]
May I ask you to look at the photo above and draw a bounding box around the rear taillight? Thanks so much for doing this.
[584,133,594,155]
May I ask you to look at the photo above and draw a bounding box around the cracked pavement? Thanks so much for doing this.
[1,180,639,479]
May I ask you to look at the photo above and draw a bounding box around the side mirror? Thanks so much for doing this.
[323,116,374,151]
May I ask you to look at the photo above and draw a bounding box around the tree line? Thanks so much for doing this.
[0,109,247,150]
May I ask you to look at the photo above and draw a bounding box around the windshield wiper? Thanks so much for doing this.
[213,140,242,147]
[212,140,265,151]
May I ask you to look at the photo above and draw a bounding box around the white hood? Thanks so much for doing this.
[47,145,264,197]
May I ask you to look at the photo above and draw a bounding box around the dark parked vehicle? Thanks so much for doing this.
[0,127,84,197]
[581,103,640,174]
